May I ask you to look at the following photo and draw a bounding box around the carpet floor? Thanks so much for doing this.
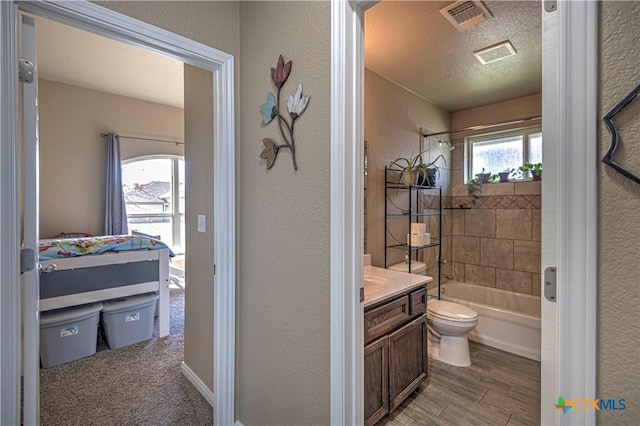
[39,287,213,426]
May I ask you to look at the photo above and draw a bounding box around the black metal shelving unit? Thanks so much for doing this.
[384,167,442,299]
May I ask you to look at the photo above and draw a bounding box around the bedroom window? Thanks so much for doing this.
[466,127,542,181]
[122,156,185,253]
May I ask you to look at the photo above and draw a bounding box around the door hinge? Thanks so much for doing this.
[20,248,35,274]
[360,287,364,303]
[19,59,35,83]
[544,266,557,303]
[544,0,557,13]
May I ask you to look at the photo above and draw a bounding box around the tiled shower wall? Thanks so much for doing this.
[445,138,542,296]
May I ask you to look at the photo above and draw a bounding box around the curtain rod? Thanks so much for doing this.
[100,133,184,146]
[421,115,542,137]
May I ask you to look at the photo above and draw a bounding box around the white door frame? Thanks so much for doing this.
[330,0,598,424]
[0,2,236,425]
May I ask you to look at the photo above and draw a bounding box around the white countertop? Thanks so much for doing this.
[364,266,432,308]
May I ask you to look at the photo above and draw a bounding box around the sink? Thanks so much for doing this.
[364,276,388,295]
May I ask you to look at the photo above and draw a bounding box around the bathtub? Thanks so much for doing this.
[428,281,541,361]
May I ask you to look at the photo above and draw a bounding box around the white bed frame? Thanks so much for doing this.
[38,248,170,337]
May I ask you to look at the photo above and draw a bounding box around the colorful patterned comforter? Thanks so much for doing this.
[39,235,175,261]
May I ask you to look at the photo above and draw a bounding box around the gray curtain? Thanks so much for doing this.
[105,133,128,235]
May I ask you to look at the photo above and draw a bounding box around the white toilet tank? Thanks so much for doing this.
[388,260,427,275]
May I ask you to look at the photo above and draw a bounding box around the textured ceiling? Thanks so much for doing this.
[365,1,542,112]
[33,15,183,108]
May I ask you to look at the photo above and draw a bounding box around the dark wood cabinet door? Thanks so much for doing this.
[364,295,410,344]
[388,314,427,410]
[364,336,388,426]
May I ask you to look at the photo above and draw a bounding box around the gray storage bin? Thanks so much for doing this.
[40,302,102,368]
[101,293,158,349]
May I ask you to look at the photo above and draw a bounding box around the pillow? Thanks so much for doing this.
[49,232,95,239]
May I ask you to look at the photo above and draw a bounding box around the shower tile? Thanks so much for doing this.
[423,246,438,269]
[532,273,542,296]
[514,240,541,273]
[496,209,532,240]
[451,141,464,168]
[464,264,496,287]
[499,197,514,208]
[496,269,532,294]
[452,236,480,264]
[531,209,541,242]
[480,238,514,269]
[530,195,542,209]
[451,171,468,197]
[515,196,530,208]
[479,182,514,196]
[514,180,541,195]
[441,209,452,236]
[451,209,465,235]
[464,209,495,238]
[441,260,452,277]
[442,236,452,263]
[452,262,465,281]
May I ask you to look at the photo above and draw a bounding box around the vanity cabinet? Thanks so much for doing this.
[364,286,428,426]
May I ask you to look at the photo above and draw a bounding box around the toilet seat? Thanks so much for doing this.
[427,300,477,322]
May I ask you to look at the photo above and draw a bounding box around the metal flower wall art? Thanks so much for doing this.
[259,55,310,170]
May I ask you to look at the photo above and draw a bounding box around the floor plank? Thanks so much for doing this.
[379,341,541,425]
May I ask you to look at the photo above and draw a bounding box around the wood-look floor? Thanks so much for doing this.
[378,341,541,426]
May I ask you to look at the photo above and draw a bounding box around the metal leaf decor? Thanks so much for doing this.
[258,55,310,171]
[602,84,640,185]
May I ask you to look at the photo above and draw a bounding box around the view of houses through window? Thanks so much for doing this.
[122,156,185,254]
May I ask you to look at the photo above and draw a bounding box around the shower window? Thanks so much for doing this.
[466,127,542,181]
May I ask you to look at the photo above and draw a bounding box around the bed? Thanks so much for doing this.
[38,235,174,338]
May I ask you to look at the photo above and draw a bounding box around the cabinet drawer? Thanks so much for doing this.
[364,296,410,343]
[409,287,426,316]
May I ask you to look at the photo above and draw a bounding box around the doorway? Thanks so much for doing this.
[329,1,598,425]
[0,2,235,425]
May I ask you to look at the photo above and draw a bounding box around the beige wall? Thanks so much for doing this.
[238,1,331,423]
[365,69,451,269]
[597,2,640,424]
[38,79,183,238]
[183,65,214,390]
[98,0,240,394]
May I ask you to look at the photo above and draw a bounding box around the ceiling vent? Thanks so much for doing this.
[474,41,517,65]
[440,1,492,31]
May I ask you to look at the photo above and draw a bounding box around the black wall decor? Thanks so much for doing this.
[602,84,640,185]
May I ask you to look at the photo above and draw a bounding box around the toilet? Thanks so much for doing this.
[427,299,478,367]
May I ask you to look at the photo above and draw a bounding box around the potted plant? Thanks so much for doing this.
[479,168,491,183]
[389,153,446,187]
[416,154,446,187]
[389,154,423,186]
[498,168,515,182]
[519,162,542,180]
[467,172,484,200]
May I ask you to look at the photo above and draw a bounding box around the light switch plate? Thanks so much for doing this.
[197,215,206,233]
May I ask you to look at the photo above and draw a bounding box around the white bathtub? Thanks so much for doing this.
[428,281,541,361]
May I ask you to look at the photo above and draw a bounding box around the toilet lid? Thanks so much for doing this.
[427,300,477,320]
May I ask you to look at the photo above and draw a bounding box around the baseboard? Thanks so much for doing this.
[180,362,214,407]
